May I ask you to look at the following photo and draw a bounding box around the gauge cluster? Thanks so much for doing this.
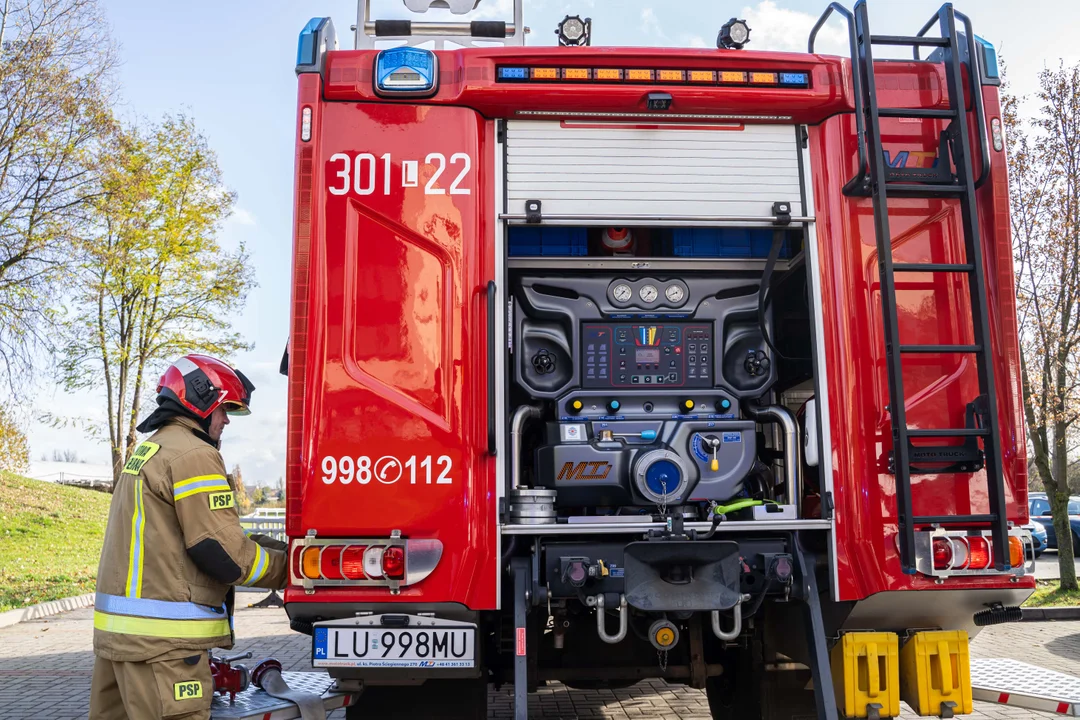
[607,278,689,310]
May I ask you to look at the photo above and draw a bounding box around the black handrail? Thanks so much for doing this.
[914,6,989,187]
[808,3,868,186]
[486,280,498,456]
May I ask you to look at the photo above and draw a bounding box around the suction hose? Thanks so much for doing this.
[744,402,801,515]
[510,405,542,490]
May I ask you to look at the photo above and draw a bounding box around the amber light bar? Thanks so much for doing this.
[497,66,809,87]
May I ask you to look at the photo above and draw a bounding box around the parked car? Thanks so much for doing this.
[1029,492,1080,553]
[1023,520,1047,559]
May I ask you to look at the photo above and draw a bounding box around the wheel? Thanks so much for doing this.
[1036,549,1045,559]
[347,678,488,719]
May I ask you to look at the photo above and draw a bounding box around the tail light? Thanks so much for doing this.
[966,536,991,570]
[382,546,405,579]
[912,529,1033,579]
[292,532,442,592]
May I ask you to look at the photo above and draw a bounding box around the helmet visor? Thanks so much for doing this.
[224,400,251,417]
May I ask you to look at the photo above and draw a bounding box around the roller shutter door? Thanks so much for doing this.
[505,120,803,222]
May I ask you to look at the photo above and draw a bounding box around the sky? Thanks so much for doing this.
[25,0,1080,484]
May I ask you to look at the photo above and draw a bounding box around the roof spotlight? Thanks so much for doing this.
[717,18,750,50]
[557,15,592,46]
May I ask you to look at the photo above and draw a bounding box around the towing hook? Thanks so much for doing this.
[594,594,628,644]
[711,594,751,641]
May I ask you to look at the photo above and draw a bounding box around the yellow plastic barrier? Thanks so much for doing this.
[900,630,973,717]
[831,631,901,718]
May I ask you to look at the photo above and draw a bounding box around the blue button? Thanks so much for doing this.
[721,399,731,410]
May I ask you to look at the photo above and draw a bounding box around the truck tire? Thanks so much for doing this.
[347,678,488,719]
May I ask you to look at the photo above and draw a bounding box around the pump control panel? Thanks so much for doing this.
[582,322,713,389]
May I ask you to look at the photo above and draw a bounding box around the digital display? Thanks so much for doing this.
[635,348,660,364]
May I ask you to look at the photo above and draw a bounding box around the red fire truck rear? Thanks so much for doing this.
[281,2,1034,717]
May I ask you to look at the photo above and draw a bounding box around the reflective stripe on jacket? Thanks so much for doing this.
[93,416,286,662]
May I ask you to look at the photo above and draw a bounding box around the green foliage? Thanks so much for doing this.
[0,405,29,473]
[230,464,253,515]
[1025,580,1080,608]
[0,472,111,612]
[58,114,255,480]
[250,486,267,505]
[0,0,117,390]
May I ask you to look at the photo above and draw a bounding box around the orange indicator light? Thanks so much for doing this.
[531,67,559,80]
[689,70,716,83]
[750,71,779,84]
[625,69,654,82]
[657,69,685,82]
[720,71,748,83]
[594,68,622,81]
[562,68,590,80]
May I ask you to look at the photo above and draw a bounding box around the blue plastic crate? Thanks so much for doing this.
[508,227,588,257]
[669,228,792,259]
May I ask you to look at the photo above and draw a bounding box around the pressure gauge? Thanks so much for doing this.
[612,284,633,303]
[639,284,658,303]
[665,284,686,304]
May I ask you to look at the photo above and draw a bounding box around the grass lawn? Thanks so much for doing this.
[1024,579,1080,608]
[0,472,111,612]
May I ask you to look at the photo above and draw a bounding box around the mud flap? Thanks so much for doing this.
[623,540,741,612]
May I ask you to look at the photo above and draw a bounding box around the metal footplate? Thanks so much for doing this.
[210,672,358,720]
[971,659,1080,715]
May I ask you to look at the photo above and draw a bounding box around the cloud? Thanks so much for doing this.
[640,8,667,39]
[230,207,257,227]
[687,35,709,49]
[739,0,847,55]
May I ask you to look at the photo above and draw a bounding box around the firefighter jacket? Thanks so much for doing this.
[93,416,287,662]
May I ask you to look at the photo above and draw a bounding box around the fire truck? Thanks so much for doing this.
[281,1,1035,717]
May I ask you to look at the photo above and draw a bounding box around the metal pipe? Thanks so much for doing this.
[511,405,542,489]
[744,402,801,515]
[711,604,743,642]
[594,594,628,644]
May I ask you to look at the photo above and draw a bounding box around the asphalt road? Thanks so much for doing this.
[1034,548,1080,579]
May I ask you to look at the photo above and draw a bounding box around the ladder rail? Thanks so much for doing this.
[851,0,919,573]
[808,4,869,192]
[914,7,991,188]
[934,4,1010,569]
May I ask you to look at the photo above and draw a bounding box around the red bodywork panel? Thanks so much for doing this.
[285,46,1031,610]
[811,87,1031,600]
[286,72,498,610]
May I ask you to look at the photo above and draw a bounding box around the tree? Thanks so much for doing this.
[1006,63,1080,589]
[58,114,254,481]
[0,403,28,472]
[250,486,266,505]
[0,0,116,389]
[230,463,252,515]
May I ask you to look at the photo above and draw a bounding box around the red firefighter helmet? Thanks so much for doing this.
[155,354,255,418]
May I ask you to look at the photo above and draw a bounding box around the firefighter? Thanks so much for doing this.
[89,354,288,720]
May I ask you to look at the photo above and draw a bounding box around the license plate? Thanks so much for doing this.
[313,616,476,669]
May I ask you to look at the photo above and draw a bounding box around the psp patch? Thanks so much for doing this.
[174,680,203,700]
[208,491,235,510]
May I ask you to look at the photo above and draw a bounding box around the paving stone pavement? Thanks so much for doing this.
[0,594,1076,719]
